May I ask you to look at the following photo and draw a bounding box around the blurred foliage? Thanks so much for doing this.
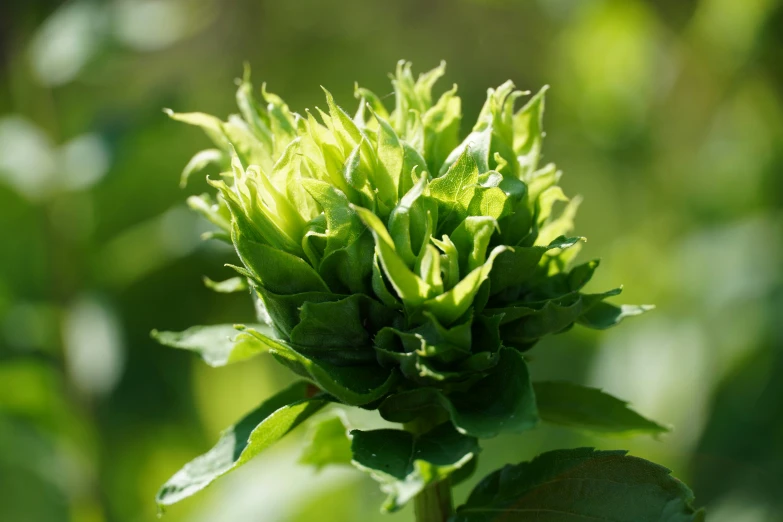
[0,0,781,521]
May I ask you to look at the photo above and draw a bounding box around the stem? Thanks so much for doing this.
[414,478,453,522]
[404,415,454,522]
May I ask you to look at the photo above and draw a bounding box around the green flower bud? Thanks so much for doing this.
[164,61,651,430]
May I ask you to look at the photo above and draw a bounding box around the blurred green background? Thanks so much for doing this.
[1,0,781,521]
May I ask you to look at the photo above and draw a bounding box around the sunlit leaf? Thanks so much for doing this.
[203,276,248,293]
[534,381,669,436]
[156,382,328,506]
[151,324,273,367]
[299,412,353,470]
[179,148,225,187]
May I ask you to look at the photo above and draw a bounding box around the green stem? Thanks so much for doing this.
[414,478,453,522]
[404,414,454,522]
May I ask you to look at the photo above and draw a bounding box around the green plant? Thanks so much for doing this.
[153,61,705,521]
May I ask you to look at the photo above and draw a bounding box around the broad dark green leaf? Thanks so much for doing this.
[351,423,479,512]
[255,287,342,338]
[379,347,537,438]
[374,313,490,384]
[488,236,582,297]
[299,412,353,470]
[290,294,400,364]
[534,381,669,436]
[244,327,399,406]
[492,289,622,349]
[524,258,601,302]
[452,447,705,522]
[151,324,273,367]
[156,382,328,506]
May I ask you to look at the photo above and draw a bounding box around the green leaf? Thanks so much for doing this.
[165,110,228,149]
[491,289,622,349]
[374,313,482,384]
[430,147,480,231]
[233,227,329,295]
[513,86,548,176]
[379,347,537,438]
[187,193,231,233]
[244,327,399,406]
[235,66,274,151]
[212,174,301,254]
[351,423,479,512]
[440,125,492,176]
[203,276,248,293]
[534,381,669,436]
[578,302,655,330]
[156,381,328,506]
[222,117,275,172]
[422,85,461,174]
[432,234,460,290]
[261,83,298,157]
[488,236,582,297]
[452,447,705,522]
[401,142,429,194]
[322,86,364,150]
[372,252,402,309]
[373,110,405,198]
[450,216,499,274]
[355,84,390,120]
[290,294,400,364]
[467,185,508,221]
[179,149,225,187]
[299,412,353,470]
[536,194,582,247]
[151,324,273,367]
[353,205,432,304]
[255,287,342,338]
[536,185,569,226]
[388,175,434,265]
[521,257,599,302]
[423,245,506,325]
[301,179,374,294]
